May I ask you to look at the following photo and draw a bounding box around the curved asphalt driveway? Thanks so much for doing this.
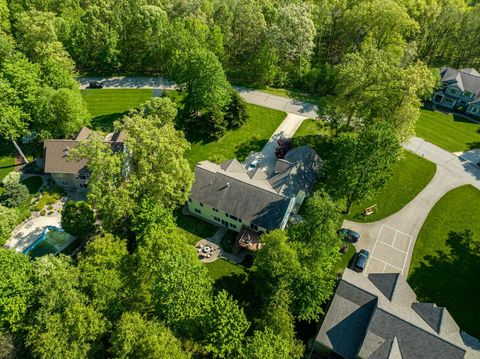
[346,136,480,276]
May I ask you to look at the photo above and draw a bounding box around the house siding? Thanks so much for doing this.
[279,197,296,229]
[187,199,266,233]
[434,68,480,115]
[466,104,480,116]
[51,173,88,191]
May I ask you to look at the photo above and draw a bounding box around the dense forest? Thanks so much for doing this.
[0,0,479,358]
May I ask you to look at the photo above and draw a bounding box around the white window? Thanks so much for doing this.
[448,87,460,96]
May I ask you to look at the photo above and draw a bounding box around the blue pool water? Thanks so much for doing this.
[23,226,74,258]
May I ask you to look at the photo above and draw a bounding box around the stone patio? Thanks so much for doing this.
[194,227,249,264]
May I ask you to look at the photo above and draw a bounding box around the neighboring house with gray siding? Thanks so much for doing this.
[187,146,322,234]
[433,67,480,117]
[315,269,480,359]
[43,127,125,191]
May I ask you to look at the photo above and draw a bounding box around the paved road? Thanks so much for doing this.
[346,136,480,276]
[78,77,319,118]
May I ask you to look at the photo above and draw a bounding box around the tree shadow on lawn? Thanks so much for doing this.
[91,111,129,132]
[234,137,269,161]
[292,134,334,161]
[467,141,480,150]
[173,208,217,239]
[407,230,480,338]
[213,269,261,321]
[453,114,480,124]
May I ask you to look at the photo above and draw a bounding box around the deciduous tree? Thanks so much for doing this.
[326,123,402,214]
[110,312,187,359]
[0,248,34,333]
[61,201,95,236]
[77,234,128,319]
[1,172,28,207]
[26,255,106,358]
[203,290,249,357]
[0,206,18,246]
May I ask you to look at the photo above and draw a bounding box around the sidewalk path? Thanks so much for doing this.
[244,113,308,176]
[78,77,319,118]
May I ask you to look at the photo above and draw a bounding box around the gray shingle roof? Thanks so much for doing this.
[189,146,321,230]
[190,164,292,230]
[43,129,124,174]
[269,146,322,197]
[440,67,480,95]
[316,269,477,359]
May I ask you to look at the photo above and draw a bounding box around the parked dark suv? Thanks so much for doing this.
[337,228,360,243]
[87,81,103,89]
[352,249,369,272]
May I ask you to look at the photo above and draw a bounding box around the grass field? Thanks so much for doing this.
[415,109,480,152]
[293,120,437,222]
[206,259,247,282]
[345,151,437,222]
[408,185,480,338]
[0,142,15,182]
[292,119,332,157]
[81,89,154,131]
[173,209,218,246]
[184,104,286,167]
[81,89,286,167]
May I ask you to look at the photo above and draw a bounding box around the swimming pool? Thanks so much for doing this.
[23,226,75,258]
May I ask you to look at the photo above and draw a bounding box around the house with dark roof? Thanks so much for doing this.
[433,67,480,117]
[315,269,480,359]
[43,127,125,191]
[187,146,322,235]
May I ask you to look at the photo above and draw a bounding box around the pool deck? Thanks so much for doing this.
[6,214,61,253]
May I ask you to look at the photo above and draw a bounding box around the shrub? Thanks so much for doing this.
[47,211,54,216]
[61,201,95,236]
[1,172,29,207]
[274,138,293,159]
[34,192,61,212]
[21,176,43,194]
[39,210,46,216]
[0,205,19,245]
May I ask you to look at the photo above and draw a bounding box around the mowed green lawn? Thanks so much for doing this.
[0,142,15,182]
[345,151,436,222]
[185,104,286,167]
[408,185,480,338]
[81,89,154,131]
[292,119,332,156]
[415,109,480,152]
[293,120,437,222]
[206,259,247,282]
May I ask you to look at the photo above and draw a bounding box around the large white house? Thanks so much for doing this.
[187,146,322,235]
